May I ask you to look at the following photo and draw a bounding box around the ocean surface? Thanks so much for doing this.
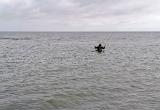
[1,32,160,110]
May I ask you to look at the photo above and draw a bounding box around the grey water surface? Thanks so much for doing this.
[1,32,160,110]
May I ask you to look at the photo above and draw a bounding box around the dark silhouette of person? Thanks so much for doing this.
[95,44,105,53]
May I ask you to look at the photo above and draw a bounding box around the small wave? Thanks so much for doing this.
[0,37,31,41]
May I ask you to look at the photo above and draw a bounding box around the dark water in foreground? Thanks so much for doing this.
[1,32,160,110]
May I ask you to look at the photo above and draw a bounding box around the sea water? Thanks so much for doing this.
[0,32,160,110]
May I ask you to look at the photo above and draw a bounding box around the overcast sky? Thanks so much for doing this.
[0,0,160,31]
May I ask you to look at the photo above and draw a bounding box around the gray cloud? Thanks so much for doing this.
[0,0,160,31]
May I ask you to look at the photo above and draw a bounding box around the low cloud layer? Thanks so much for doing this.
[0,0,160,31]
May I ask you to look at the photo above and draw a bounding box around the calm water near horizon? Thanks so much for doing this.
[1,32,160,110]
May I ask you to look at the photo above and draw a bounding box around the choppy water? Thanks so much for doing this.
[1,32,160,110]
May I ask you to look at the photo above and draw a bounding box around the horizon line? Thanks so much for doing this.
[1,30,160,33]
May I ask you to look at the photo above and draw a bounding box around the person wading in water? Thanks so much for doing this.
[95,44,105,53]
